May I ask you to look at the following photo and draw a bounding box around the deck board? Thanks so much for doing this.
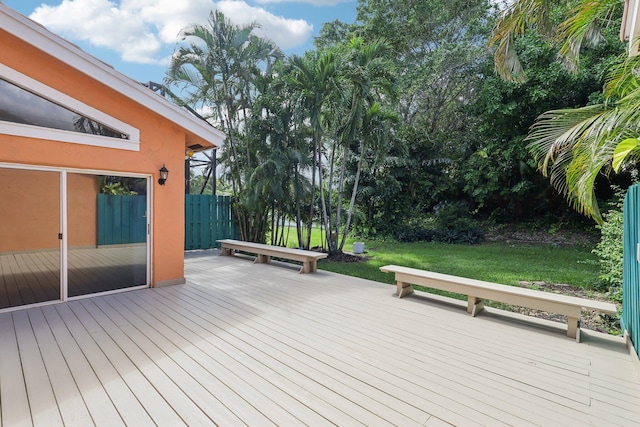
[0,312,31,427]
[26,308,94,426]
[66,300,186,427]
[181,274,580,426]
[202,279,589,425]
[0,250,639,426]
[39,305,125,427]
[141,287,408,426]
[166,283,497,426]
[53,303,156,426]
[98,295,270,426]
[73,298,199,426]
[115,291,349,426]
[12,310,64,426]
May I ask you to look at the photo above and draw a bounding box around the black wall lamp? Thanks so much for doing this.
[158,164,169,185]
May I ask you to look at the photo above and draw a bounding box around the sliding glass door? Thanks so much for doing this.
[0,166,149,310]
[67,173,148,297]
[0,167,61,309]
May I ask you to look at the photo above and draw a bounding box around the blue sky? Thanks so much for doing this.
[2,0,357,83]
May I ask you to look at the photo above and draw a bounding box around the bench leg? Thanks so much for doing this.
[299,261,317,274]
[467,296,484,317]
[396,281,414,298]
[254,254,271,264]
[567,317,581,342]
[299,261,311,274]
[220,247,234,256]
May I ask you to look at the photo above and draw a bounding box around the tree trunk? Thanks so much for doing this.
[317,138,335,254]
[340,141,366,251]
[306,131,319,250]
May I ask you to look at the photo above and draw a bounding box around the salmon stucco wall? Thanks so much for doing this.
[0,29,192,286]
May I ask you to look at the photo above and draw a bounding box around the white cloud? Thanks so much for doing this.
[29,0,313,64]
[31,0,163,64]
[217,1,312,50]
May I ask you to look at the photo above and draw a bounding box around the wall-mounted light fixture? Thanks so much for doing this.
[158,164,169,185]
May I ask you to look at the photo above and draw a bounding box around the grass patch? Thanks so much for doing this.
[320,239,599,291]
[275,226,599,291]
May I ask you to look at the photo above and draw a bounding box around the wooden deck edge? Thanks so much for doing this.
[153,278,186,288]
[625,331,640,382]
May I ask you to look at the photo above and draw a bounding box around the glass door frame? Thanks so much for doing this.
[0,162,152,311]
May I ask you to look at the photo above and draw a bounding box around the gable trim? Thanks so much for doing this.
[0,63,140,151]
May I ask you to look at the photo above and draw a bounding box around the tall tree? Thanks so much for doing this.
[463,28,620,221]
[285,38,396,254]
[329,37,396,253]
[245,67,314,247]
[287,50,338,250]
[343,0,495,228]
[166,10,283,241]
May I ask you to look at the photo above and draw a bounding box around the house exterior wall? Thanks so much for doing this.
[0,29,189,286]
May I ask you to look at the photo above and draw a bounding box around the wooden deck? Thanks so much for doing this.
[1,250,639,426]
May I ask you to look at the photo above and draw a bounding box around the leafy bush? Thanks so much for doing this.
[593,197,623,302]
[393,225,434,242]
[392,202,484,244]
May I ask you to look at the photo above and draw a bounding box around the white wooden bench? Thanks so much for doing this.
[217,239,328,274]
[380,265,618,341]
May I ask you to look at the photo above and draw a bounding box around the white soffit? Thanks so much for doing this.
[0,4,225,148]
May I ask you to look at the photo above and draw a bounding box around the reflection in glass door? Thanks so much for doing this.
[0,168,61,309]
[67,174,148,297]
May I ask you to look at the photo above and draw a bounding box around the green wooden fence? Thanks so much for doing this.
[97,194,147,245]
[185,194,236,250]
[97,194,235,250]
[623,185,640,357]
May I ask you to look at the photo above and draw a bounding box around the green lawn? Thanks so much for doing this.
[320,240,599,290]
[280,228,600,290]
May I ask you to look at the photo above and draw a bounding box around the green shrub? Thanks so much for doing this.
[392,202,484,244]
[393,225,434,242]
[593,198,623,302]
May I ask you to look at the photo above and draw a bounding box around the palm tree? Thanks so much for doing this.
[489,0,631,222]
[287,51,338,250]
[332,37,396,252]
[286,38,395,254]
[245,69,314,247]
[166,10,283,241]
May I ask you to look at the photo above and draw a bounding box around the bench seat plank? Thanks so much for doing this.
[218,239,328,274]
[380,265,617,342]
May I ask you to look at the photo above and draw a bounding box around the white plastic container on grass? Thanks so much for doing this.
[353,242,365,254]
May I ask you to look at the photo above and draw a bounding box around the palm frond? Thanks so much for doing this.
[526,102,622,222]
[488,0,557,82]
[557,0,618,72]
